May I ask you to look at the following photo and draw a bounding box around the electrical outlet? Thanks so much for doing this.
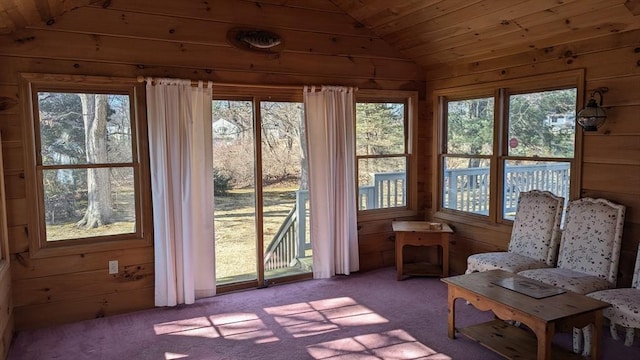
[108,260,119,275]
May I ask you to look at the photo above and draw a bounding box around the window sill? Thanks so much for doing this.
[357,208,419,223]
[432,210,512,234]
[29,236,151,259]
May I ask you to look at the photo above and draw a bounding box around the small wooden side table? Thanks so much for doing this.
[392,221,453,281]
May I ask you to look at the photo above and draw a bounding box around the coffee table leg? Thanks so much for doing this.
[535,322,554,360]
[447,287,456,339]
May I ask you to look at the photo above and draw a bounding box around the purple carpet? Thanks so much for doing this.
[8,267,640,359]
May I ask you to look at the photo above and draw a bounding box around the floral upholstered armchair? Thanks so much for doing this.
[517,197,625,356]
[587,243,640,347]
[465,190,564,274]
[518,197,625,294]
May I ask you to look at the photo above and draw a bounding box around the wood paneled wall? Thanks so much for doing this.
[0,0,423,330]
[426,29,640,287]
[0,118,14,359]
[0,267,12,360]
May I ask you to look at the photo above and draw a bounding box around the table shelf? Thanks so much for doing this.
[458,319,584,360]
[402,262,442,277]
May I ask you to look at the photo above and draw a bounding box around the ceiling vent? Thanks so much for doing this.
[227,27,283,54]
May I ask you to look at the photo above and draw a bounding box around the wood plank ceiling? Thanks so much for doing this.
[329,0,640,68]
[0,0,639,70]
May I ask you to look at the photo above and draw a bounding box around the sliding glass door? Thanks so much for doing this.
[213,92,311,290]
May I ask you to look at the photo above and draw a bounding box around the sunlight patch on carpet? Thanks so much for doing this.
[153,313,279,343]
[306,329,452,359]
[154,316,218,337]
[265,297,388,338]
[164,352,189,359]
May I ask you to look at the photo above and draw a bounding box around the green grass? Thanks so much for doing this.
[214,186,298,281]
[46,221,136,241]
[45,186,300,283]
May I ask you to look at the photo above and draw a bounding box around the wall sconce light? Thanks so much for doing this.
[577,87,608,131]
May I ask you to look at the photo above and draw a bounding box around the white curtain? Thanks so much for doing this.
[303,86,359,279]
[146,78,216,306]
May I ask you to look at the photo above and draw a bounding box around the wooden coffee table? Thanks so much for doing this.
[441,270,609,360]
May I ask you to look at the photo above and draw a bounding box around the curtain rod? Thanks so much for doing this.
[136,76,303,90]
[135,76,357,91]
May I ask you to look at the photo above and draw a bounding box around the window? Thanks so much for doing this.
[22,74,151,255]
[355,90,418,216]
[443,96,495,215]
[436,71,583,222]
[502,89,576,220]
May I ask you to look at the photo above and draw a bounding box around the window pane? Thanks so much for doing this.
[442,157,490,215]
[212,100,257,284]
[43,167,136,241]
[358,157,406,210]
[503,160,570,220]
[38,92,133,165]
[508,89,576,158]
[356,102,405,156]
[260,101,311,280]
[446,97,494,155]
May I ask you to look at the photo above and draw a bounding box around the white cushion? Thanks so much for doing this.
[588,288,640,329]
[518,267,612,294]
[466,252,551,274]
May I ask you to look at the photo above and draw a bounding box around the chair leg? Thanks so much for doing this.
[610,322,620,341]
[581,324,593,357]
[624,327,635,347]
[573,327,583,354]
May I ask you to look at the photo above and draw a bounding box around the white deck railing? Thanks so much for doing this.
[358,171,406,210]
[444,163,570,216]
[266,163,570,270]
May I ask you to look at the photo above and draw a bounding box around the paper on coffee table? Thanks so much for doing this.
[491,276,566,299]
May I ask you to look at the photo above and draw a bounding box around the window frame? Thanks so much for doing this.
[433,70,585,225]
[0,138,8,272]
[356,89,418,221]
[21,73,152,258]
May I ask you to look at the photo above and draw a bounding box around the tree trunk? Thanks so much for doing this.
[77,94,112,229]
[298,106,309,190]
